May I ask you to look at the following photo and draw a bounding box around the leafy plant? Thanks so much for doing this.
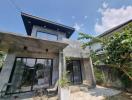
[94,67,104,84]
[59,71,70,88]
[78,23,132,87]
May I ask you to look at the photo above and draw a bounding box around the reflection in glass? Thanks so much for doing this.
[33,59,52,90]
[37,32,58,41]
[66,60,82,84]
[7,58,53,94]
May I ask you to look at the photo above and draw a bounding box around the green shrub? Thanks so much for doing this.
[59,71,70,88]
[94,67,104,85]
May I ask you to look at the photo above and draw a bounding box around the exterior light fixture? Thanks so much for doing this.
[23,46,28,50]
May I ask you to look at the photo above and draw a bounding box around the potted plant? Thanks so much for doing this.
[59,71,70,100]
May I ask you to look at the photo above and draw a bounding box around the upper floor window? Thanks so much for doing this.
[37,31,58,41]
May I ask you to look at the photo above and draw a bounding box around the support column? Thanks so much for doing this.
[59,50,63,79]
[58,50,63,99]
[82,58,96,88]
[63,52,66,73]
[89,57,96,87]
[0,53,16,91]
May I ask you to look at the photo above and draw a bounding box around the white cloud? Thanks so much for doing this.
[95,5,132,34]
[102,2,108,8]
[84,16,88,19]
[72,16,75,19]
[73,23,84,31]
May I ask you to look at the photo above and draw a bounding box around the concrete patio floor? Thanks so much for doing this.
[70,85,121,100]
[0,85,121,100]
[0,92,58,100]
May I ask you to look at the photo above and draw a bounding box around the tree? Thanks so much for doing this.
[78,23,132,80]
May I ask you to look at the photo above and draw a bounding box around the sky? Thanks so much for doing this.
[0,0,132,40]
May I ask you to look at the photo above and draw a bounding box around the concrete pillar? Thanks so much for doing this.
[58,50,64,99]
[0,53,16,91]
[59,51,63,79]
[82,58,96,88]
[63,53,66,73]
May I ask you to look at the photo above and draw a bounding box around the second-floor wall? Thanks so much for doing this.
[31,25,66,41]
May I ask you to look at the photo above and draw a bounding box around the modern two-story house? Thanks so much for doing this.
[0,13,96,95]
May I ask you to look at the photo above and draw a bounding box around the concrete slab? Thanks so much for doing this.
[70,85,121,100]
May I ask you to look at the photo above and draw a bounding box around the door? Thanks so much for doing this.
[66,60,82,84]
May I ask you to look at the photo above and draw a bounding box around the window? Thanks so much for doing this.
[37,32,58,41]
[7,57,53,94]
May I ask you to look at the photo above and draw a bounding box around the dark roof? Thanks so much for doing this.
[98,19,132,37]
[21,12,75,38]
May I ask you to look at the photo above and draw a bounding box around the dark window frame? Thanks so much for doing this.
[7,57,53,94]
[66,60,82,84]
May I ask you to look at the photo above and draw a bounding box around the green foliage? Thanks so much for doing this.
[65,56,72,62]
[120,73,132,88]
[78,32,103,49]
[0,51,6,69]
[94,67,104,85]
[78,23,132,87]
[59,71,70,88]
[105,28,132,65]
[104,24,132,82]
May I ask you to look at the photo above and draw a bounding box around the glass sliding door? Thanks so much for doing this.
[7,57,53,94]
[33,59,52,90]
[66,60,82,84]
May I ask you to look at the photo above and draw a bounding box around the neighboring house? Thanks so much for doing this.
[89,19,132,88]
[0,13,96,94]
[90,19,132,55]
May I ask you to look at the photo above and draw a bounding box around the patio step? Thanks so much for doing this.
[69,85,89,93]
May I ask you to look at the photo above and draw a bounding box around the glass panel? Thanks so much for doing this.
[26,59,36,68]
[7,58,27,93]
[73,61,82,84]
[19,58,35,92]
[66,60,82,84]
[37,32,57,41]
[33,59,52,90]
[66,61,74,83]
[7,58,53,94]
